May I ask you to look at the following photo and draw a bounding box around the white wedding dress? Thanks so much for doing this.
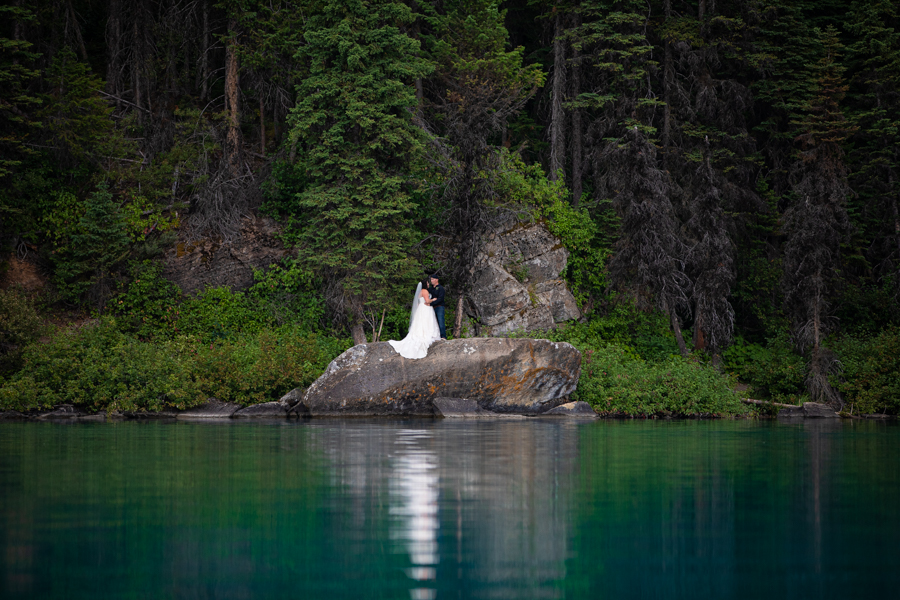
[388,285,441,359]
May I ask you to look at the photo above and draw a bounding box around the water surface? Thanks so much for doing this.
[1,419,898,599]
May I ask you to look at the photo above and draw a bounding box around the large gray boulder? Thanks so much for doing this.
[300,338,581,416]
[467,222,581,336]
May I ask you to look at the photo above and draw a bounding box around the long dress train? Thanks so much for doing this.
[388,296,441,359]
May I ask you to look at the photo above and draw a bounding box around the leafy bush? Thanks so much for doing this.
[0,286,46,375]
[831,327,900,415]
[0,318,352,413]
[573,345,748,417]
[190,327,351,405]
[175,287,270,343]
[543,320,748,417]
[0,318,203,412]
[113,260,182,340]
[245,258,327,332]
[722,333,806,403]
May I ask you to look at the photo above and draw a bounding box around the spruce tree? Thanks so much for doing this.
[846,0,900,298]
[685,138,735,355]
[287,0,432,344]
[419,0,544,285]
[573,0,690,352]
[783,26,854,408]
[54,183,130,307]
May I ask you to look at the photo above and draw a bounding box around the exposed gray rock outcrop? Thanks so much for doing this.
[300,338,581,417]
[163,214,290,295]
[467,222,580,336]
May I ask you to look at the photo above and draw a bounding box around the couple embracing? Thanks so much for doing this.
[388,275,446,360]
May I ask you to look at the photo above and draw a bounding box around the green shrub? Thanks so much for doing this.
[176,287,269,343]
[542,320,748,417]
[246,258,327,332]
[722,333,806,403]
[831,327,900,415]
[191,327,351,405]
[0,318,203,412]
[0,286,46,375]
[0,318,352,413]
[113,260,182,340]
[573,344,749,417]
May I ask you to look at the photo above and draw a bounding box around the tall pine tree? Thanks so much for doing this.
[287,0,432,344]
[783,26,854,407]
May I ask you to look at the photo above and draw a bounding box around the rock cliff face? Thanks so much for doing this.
[467,222,580,336]
[300,338,581,416]
[162,214,290,294]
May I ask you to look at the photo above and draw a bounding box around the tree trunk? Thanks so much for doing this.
[570,13,583,207]
[105,0,122,108]
[351,322,366,346]
[453,296,464,338]
[225,17,243,176]
[693,307,706,352]
[259,95,266,154]
[132,0,147,124]
[699,0,706,20]
[13,0,24,42]
[65,0,89,61]
[662,0,672,168]
[670,309,688,357]
[200,0,210,102]
[549,12,566,181]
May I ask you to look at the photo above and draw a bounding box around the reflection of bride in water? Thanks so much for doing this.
[388,281,441,359]
[390,429,440,600]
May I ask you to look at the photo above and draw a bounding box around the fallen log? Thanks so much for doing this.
[741,398,797,409]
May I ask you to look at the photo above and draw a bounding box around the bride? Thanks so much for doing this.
[388,281,441,359]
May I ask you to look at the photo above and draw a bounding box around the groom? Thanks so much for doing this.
[428,274,446,339]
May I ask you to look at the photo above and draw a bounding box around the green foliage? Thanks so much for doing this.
[176,287,269,343]
[0,5,40,180]
[831,327,900,415]
[524,163,611,303]
[538,315,747,417]
[119,194,180,242]
[113,261,182,340]
[282,0,433,326]
[37,47,120,165]
[0,287,45,375]
[190,327,350,405]
[0,319,204,413]
[558,300,677,362]
[52,183,129,304]
[722,334,807,403]
[246,258,327,332]
[573,345,749,417]
[39,189,84,246]
[0,317,352,413]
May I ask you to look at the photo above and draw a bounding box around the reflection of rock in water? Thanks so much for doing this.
[302,420,581,599]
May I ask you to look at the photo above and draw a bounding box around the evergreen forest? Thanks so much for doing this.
[2,0,899,417]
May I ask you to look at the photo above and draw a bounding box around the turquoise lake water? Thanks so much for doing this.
[1,418,898,599]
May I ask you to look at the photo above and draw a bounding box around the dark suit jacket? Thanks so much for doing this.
[428,284,445,308]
